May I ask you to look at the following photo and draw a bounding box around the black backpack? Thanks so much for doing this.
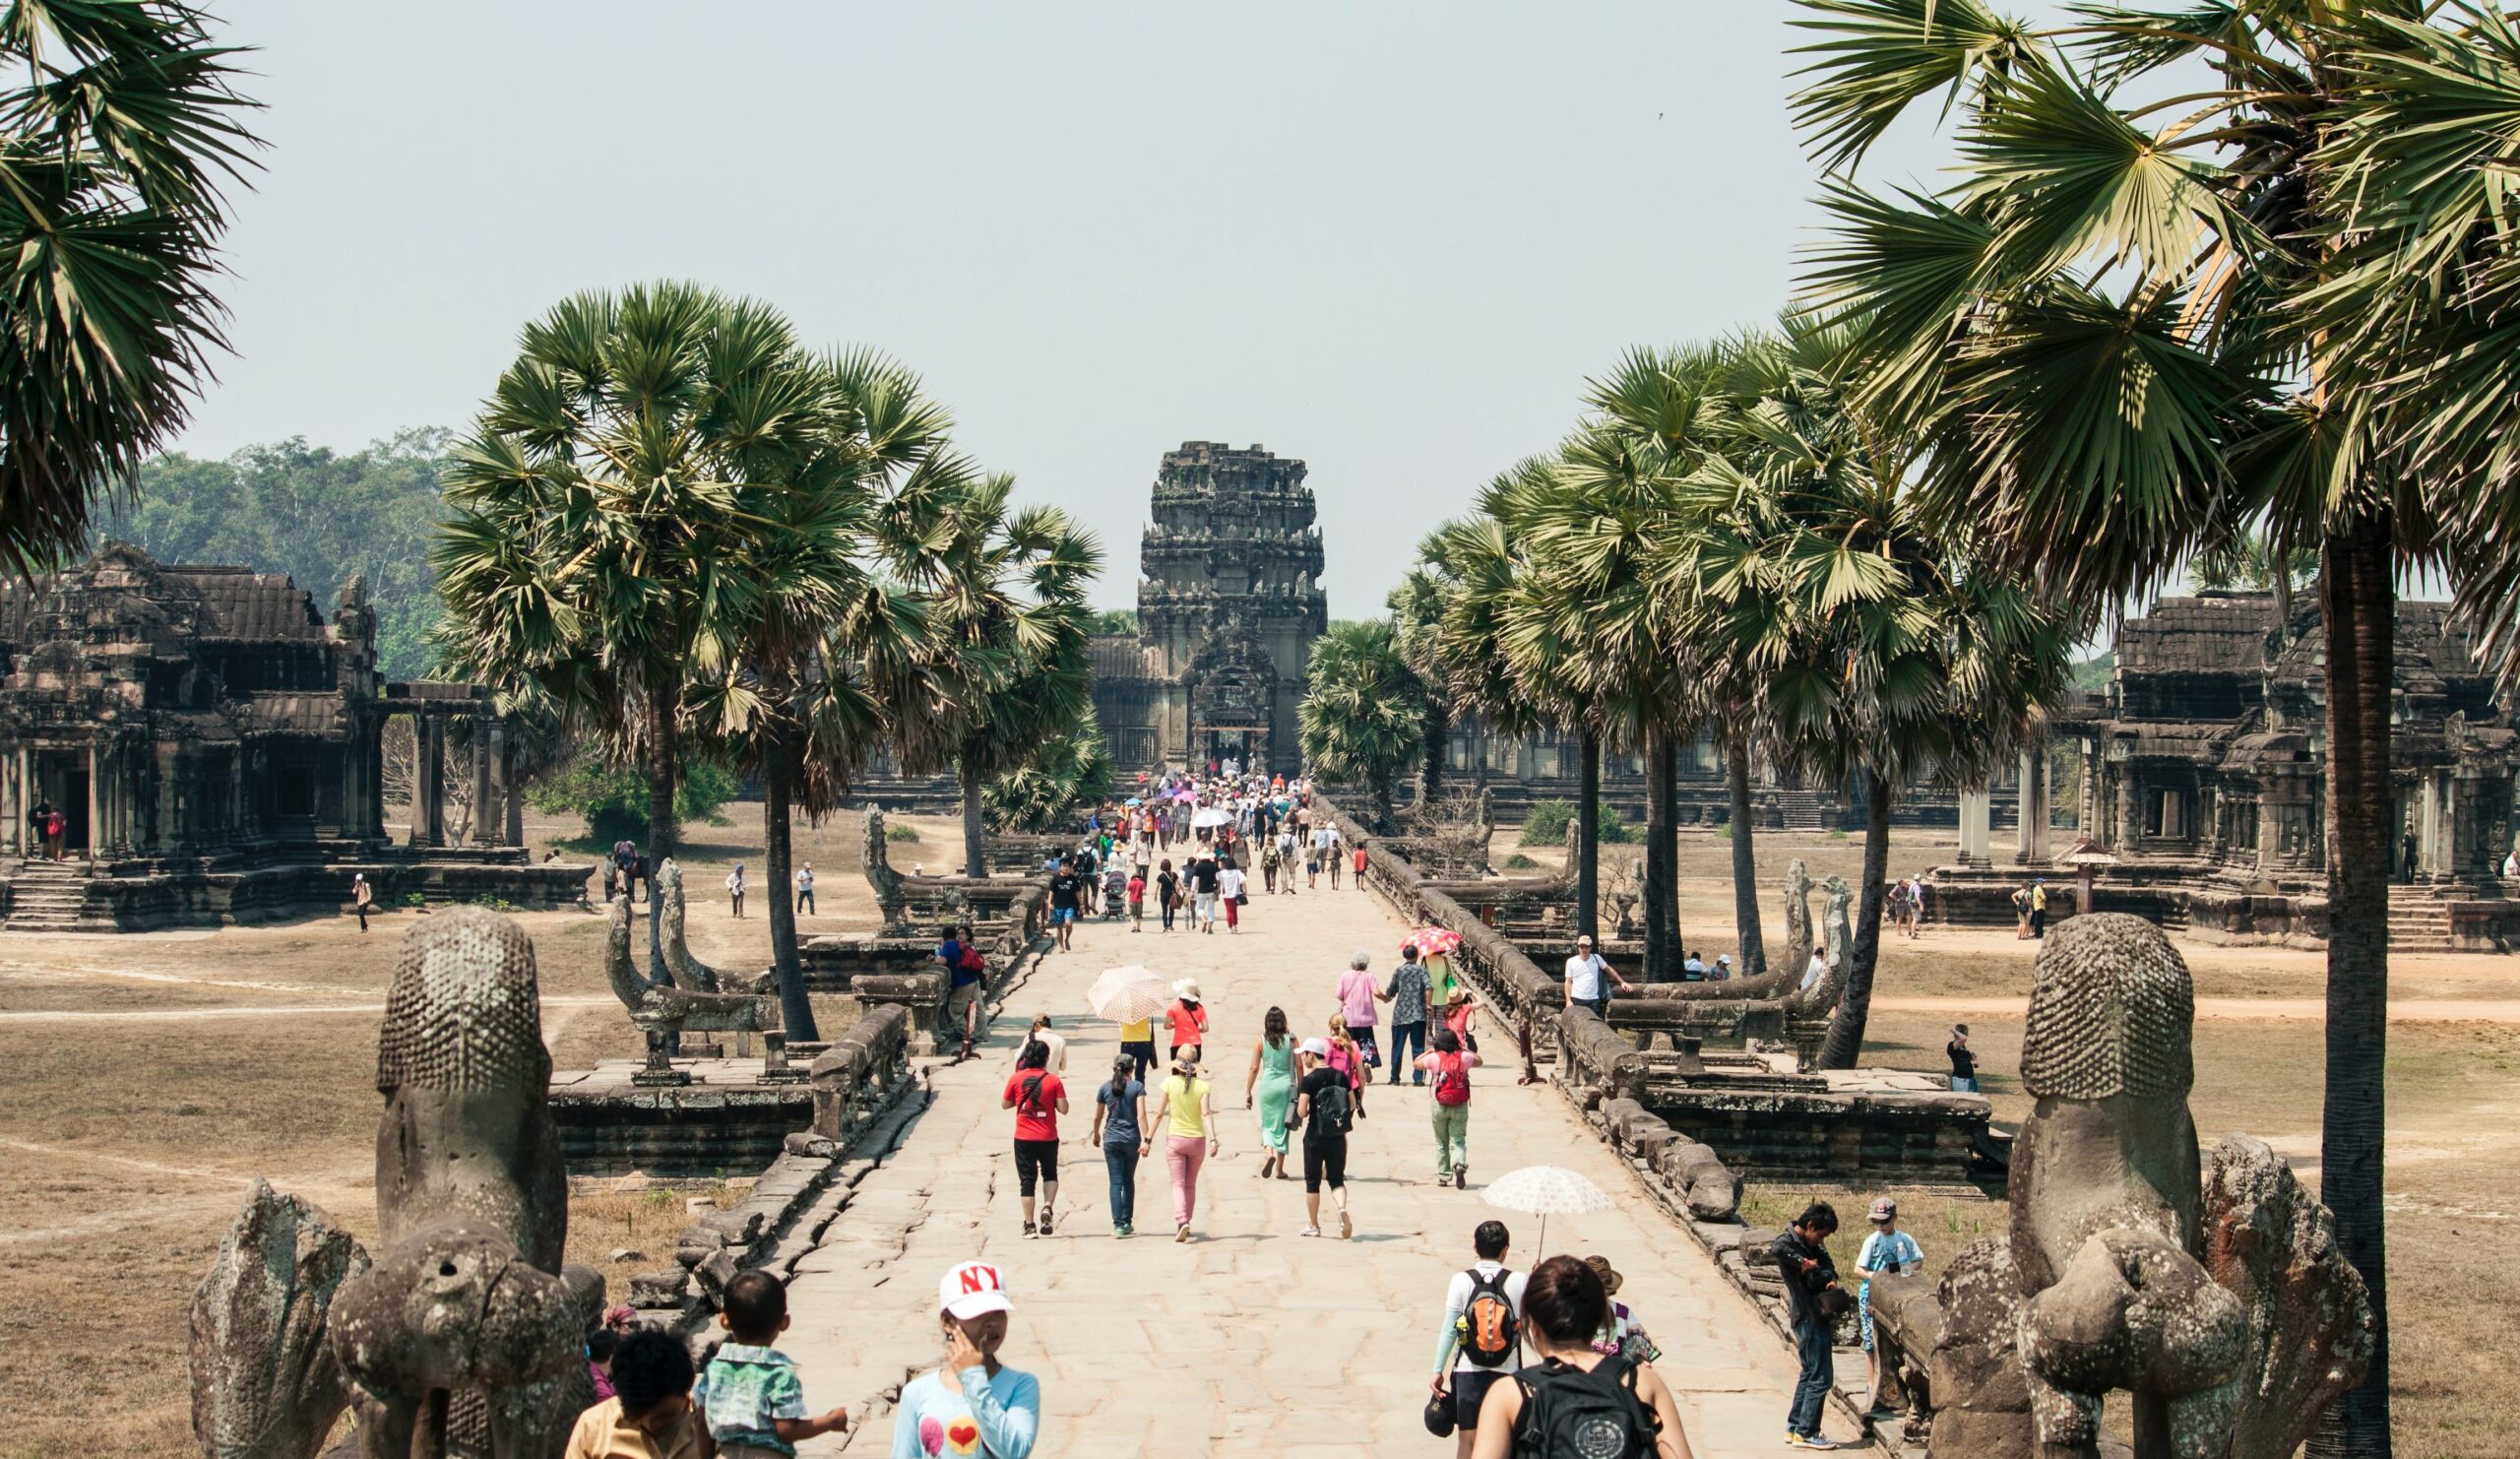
[1514,1356,1659,1459]
[1308,1077,1353,1138]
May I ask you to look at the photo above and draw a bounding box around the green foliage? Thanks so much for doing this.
[1502,853,1541,870]
[0,0,262,574]
[982,715,1112,833]
[886,823,922,843]
[2070,652,2114,693]
[527,747,741,845]
[1298,619,1428,814]
[102,430,451,677]
[1519,798,1635,845]
[1084,608,1139,636]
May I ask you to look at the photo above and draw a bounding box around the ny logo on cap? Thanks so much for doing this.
[957,1263,1002,1295]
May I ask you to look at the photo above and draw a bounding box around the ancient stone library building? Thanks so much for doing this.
[1941,590,2520,949]
[0,544,585,929]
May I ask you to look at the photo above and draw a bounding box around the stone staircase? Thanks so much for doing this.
[2388,886,2457,952]
[1773,788,1833,832]
[4,859,95,931]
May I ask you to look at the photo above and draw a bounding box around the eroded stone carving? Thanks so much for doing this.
[603,890,777,1084]
[2200,1134,2376,1459]
[863,806,911,935]
[190,1181,367,1459]
[656,857,724,992]
[1782,857,1814,976]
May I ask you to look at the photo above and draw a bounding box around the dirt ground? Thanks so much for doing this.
[2,813,2508,1456]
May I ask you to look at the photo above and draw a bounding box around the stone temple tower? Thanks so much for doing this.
[1136,442,1328,776]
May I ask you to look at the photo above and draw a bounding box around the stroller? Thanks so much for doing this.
[1102,863,1128,920]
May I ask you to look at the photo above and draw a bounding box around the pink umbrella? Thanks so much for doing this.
[1407,927,1463,958]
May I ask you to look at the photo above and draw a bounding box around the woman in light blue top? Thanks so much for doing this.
[893,1260,1040,1457]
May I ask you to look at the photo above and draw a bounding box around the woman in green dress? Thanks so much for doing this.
[1242,1004,1297,1180]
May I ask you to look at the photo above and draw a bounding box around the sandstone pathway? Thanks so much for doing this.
[782,879,1844,1456]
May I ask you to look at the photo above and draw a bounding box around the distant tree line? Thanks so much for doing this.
[97,428,452,679]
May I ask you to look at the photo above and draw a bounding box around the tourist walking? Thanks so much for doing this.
[1419,1027,1480,1188]
[794,862,815,915]
[1563,933,1635,1019]
[351,872,373,932]
[1468,1255,1693,1459]
[1352,837,1367,888]
[1276,825,1299,894]
[1293,1039,1354,1238]
[1218,856,1246,933]
[1946,1024,1978,1093]
[1441,987,1480,1056]
[1336,950,1384,1072]
[1771,1201,1847,1449]
[1047,856,1083,953]
[695,1271,852,1454]
[1146,1054,1219,1241]
[725,864,746,919]
[1156,858,1180,933]
[1381,943,1431,1084]
[1323,821,1344,888]
[1023,1013,1066,1074]
[1126,865,1146,932]
[1189,850,1221,934]
[938,923,986,1060]
[1089,1054,1148,1237]
[1322,1013,1367,1119]
[1431,1219,1527,1459]
[1166,979,1209,1065]
[1855,1198,1923,1415]
[1261,835,1281,895]
[892,1260,1040,1459]
[1585,1255,1662,1365]
[1243,1006,1297,1180]
[1002,1040,1067,1237]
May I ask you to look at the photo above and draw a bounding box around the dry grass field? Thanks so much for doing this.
[0,811,2509,1456]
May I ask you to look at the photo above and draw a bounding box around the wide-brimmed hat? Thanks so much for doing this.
[939,1260,1012,1320]
[1174,978,1202,999]
[1585,1254,1624,1296]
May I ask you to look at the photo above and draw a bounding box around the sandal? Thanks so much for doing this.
[1298,1226,1320,1237]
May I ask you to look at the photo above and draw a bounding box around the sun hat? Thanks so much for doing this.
[1174,978,1202,999]
[939,1260,1012,1320]
[1869,1197,1898,1223]
[1584,1254,1625,1297]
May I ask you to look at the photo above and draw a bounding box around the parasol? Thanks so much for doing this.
[1086,965,1174,1026]
[1190,807,1233,830]
[1481,1164,1615,1251]
[1406,926,1463,958]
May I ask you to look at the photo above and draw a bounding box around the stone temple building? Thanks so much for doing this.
[1090,442,1328,776]
[1935,590,2520,949]
[0,544,586,929]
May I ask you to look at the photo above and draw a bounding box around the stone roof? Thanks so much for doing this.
[1087,634,1152,681]
[0,544,331,646]
[2116,593,2278,673]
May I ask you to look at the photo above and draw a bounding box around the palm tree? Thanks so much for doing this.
[1788,9,2520,1439]
[1,0,261,574]
[1387,553,1454,805]
[1297,618,1427,833]
[894,467,1101,877]
[983,710,1114,832]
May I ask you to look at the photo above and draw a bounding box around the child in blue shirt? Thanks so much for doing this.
[696,1271,849,1458]
[1855,1197,1925,1416]
[893,1261,1040,1458]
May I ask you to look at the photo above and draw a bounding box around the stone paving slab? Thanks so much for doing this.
[776,881,1865,1454]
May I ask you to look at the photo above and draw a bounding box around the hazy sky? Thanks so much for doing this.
[186,2,1962,613]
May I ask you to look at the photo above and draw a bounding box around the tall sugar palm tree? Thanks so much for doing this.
[1787,8,2520,1439]
[1297,618,1427,832]
[1,0,260,574]
[1387,552,1454,805]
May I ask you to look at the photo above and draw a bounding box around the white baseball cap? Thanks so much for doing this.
[1301,1038,1331,1057]
[938,1260,1012,1320]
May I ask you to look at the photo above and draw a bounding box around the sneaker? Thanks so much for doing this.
[1023,1223,1038,1240]
[1785,1436,1838,1451]
[1338,1210,1353,1239]
[1038,1211,1053,1237]
[1174,1224,1189,1242]
[1115,1224,1132,1238]
[1454,1169,1467,1190]
[1298,1226,1320,1237]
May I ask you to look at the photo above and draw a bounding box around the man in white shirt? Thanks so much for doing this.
[1801,949,1830,997]
[1562,933,1634,1019]
[794,862,815,915]
[1432,1219,1529,1459]
[1024,1013,1067,1074]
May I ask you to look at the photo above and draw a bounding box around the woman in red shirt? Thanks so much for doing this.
[1002,1039,1068,1237]
[1166,979,1210,1063]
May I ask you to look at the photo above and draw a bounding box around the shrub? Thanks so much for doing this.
[528,748,741,845]
[887,823,922,844]
[1503,853,1541,870]
[1520,798,1637,845]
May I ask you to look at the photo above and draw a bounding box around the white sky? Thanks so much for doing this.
[186,2,1970,613]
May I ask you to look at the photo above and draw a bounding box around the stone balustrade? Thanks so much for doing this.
[809,1003,912,1144]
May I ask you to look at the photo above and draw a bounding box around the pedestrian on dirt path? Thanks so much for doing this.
[351,872,374,932]
[725,864,746,919]
[1945,1024,1978,1094]
[1002,1039,1067,1239]
[1146,1054,1219,1241]
[1165,979,1209,1065]
[1243,1005,1297,1180]
[794,862,815,916]
[1470,1256,1694,1459]
[1432,1219,1527,1459]
[1419,1026,1481,1188]
[1322,1013,1367,1120]
[1293,1038,1354,1238]
[1089,1054,1148,1238]
[1771,1201,1848,1450]
[892,1260,1040,1459]
[1381,943,1431,1084]
[1336,949,1384,1072]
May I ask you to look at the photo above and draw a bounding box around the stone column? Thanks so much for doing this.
[2080,737,2101,839]
[1959,787,1992,865]
[471,715,497,847]
[86,743,100,862]
[2014,743,2051,864]
[2,748,19,857]
[418,716,446,849]
[483,718,511,848]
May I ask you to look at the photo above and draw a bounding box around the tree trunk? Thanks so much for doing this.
[2307,515,2393,1459]
[1817,773,1892,1069]
[1727,720,1766,974]
[960,750,987,879]
[1370,766,1397,836]
[646,678,677,972]
[1642,724,1678,982]
[1420,698,1450,807]
[763,743,817,1043]
[1577,730,1601,941]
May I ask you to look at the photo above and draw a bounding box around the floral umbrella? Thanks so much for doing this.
[1407,927,1463,958]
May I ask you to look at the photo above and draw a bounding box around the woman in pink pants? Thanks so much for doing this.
[1144,1055,1219,1242]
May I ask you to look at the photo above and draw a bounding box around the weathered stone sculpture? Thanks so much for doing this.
[656,857,724,991]
[190,1181,368,1459]
[603,891,777,1084]
[327,909,598,1459]
[1782,857,1815,977]
[863,806,912,935]
[1919,916,2370,1458]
